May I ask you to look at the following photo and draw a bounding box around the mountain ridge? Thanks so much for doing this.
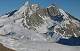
[0,2,80,50]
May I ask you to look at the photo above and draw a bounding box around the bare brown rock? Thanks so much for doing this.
[0,43,15,51]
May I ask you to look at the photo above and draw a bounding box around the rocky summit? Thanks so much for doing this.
[0,1,80,51]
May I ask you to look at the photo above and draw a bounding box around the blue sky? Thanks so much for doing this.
[0,0,80,19]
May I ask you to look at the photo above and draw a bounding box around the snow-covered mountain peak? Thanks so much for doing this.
[48,4,56,8]
[0,1,80,50]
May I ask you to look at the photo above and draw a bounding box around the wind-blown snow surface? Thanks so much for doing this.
[0,1,80,51]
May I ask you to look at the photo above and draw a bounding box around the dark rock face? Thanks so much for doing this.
[51,15,63,22]
[26,13,44,27]
[56,21,80,37]
[47,6,60,16]
[37,8,49,16]
[7,10,17,17]
[47,32,55,37]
